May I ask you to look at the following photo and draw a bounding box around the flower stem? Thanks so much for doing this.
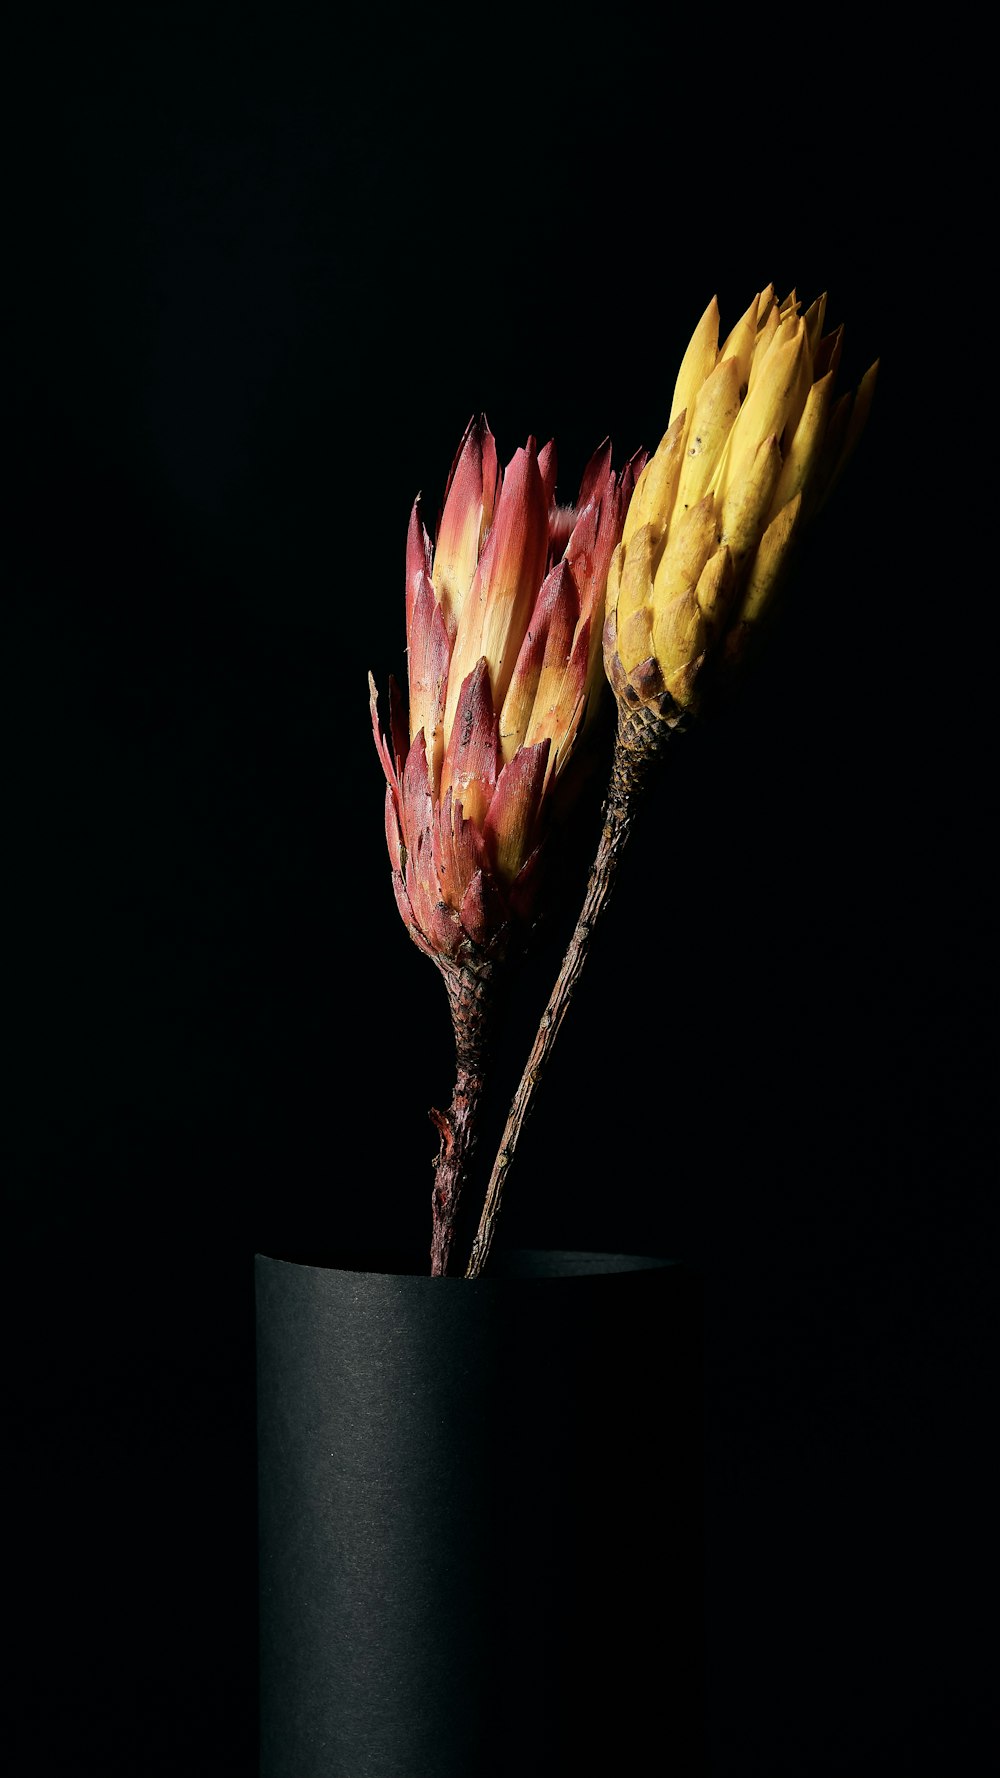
[429,957,495,1276]
[464,704,674,1279]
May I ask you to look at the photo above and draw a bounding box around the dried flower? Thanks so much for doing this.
[371,415,641,971]
[604,285,878,726]
[370,414,641,1273]
[467,287,878,1276]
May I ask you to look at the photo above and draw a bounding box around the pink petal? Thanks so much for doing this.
[499,561,575,758]
[537,438,558,512]
[459,865,508,949]
[433,786,488,915]
[391,871,436,960]
[403,827,436,942]
[406,577,452,788]
[484,738,551,882]
[405,499,434,650]
[384,784,404,875]
[432,417,500,625]
[369,671,399,795]
[441,656,500,828]
[575,437,613,508]
[448,442,549,723]
[400,731,434,857]
[439,415,499,529]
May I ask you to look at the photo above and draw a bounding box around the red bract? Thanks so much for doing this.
[371,416,642,967]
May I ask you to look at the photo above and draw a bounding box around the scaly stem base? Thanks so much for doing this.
[429,956,496,1277]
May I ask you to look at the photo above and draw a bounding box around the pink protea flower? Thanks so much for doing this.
[371,415,642,972]
[370,415,642,1274]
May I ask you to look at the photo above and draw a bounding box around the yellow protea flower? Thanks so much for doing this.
[603,285,878,725]
[466,287,879,1276]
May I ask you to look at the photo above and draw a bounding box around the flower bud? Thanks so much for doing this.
[604,286,878,725]
[372,417,643,967]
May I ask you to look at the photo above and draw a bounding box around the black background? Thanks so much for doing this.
[7,9,992,1774]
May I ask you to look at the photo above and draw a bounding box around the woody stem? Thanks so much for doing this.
[429,957,496,1277]
[464,706,672,1280]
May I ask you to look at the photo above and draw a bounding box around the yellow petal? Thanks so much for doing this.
[780,319,816,453]
[802,292,828,359]
[715,323,807,508]
[673,356,742,517]
[746,292,786,387]
[651,585,707,686]
[693,542,734,627]
[617,522,655,626]
[734,490,802,627]
[662,652,705,709]
[651,496,718,630]
[767,365,835,520]
[719,433,783,565]
[617,604,655,674]
[718,290,762,394]
[669,297,720,427]
[622,412,686,549]
[612,525,655,673]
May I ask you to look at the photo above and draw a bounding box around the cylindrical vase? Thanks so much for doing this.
[256,1248,702,1777]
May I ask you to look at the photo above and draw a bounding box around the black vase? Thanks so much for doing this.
[255,1249,702,1777]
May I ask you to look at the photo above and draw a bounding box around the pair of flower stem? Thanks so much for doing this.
[372,284,878,1277]
[434,698,669,1279]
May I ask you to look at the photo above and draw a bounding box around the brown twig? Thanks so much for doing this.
[429,956,496,1276]
[464,704,674,1278]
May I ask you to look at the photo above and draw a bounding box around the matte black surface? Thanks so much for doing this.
[256,1252,702,1777]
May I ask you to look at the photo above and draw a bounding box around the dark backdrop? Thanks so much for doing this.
[7,10,991,1774]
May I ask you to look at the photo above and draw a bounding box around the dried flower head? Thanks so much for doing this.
[604,285,878,727]
[371,415,642,972]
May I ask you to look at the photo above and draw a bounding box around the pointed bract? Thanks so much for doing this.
[441,658,500,833]
[670,296,720,426]
[499,561,577,763]
[432,416,499,632]
[484,740,551,883]
[406,574,453,789]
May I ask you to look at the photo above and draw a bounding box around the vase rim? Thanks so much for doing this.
[254,1247,681,1282]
